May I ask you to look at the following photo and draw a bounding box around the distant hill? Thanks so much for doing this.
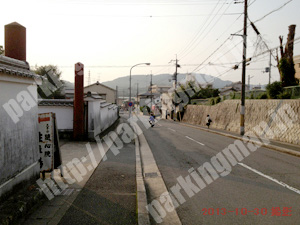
[102,73,233,97]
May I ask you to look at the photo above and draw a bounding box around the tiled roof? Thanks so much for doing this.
[138,92,160,97]
[0,55,40,79]
[38,99,74,107]
[84,81,116,91]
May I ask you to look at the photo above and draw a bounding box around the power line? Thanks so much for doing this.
[187,0,294,75]
[55,12,242,18]
[253,0,294,24]
[232,0,294,35]
[248,0,257,7]
[180,0,235,60]
[194,35,300,86]
[190,37,231,73]
[61,0,230,6]
[177,0,223,57]
[183,12,242,68]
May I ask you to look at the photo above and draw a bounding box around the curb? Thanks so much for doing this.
[132,123,151,225]
[175,121,300,158]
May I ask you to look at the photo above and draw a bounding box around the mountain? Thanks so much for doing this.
[179,74,232,89]
[102,73,233,97]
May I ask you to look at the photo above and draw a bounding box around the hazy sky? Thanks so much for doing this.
[1,0,299,87]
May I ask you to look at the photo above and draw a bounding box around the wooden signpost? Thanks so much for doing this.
[38,112,63,179]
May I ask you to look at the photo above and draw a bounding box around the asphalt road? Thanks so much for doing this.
[139,118,300,225]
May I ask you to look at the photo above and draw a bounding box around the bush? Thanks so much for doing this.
[140,106,150,113]
[266,81,283,99]
[278,91,292,99]
[215,96,221,104]
[209,98,215,105]
[258,93,268,99]
[230,92,236,99]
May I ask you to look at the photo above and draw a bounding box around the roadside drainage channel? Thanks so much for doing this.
[131,121,182,225]
[132,122,151,225]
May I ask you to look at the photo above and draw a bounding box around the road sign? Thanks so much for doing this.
[128,101,133,107]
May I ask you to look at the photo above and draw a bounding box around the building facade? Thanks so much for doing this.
[84,81,116,103]
[294,55,300,80]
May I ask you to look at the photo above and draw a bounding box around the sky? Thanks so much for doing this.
[0,0,299,88]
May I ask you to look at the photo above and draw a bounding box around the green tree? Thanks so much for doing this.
[34,65,65,99]
[230,92,236,99]
[258,93,268,99]
[266,81,283,99]
[215,96,221,104]
[35,65,62,79]
[276,25,298,87]
[0,45,4,55]
[195,84,219,99]
[278,58,298,87]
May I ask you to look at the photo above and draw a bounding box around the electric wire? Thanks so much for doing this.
[180,0,235,60]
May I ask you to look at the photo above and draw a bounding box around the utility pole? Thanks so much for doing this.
[136,83,139,112]
[240,0,248,136]
[250,21,274,85]
[174,57,178,120]
[170,55,180,120]
[269,50,272,84]
[169,55,180,120]
[116,85,118,105]
[150,72,153,113]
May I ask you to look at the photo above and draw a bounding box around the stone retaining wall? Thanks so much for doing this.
[182,100,300,145]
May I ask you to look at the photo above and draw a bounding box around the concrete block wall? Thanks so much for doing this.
[182,100,300,145]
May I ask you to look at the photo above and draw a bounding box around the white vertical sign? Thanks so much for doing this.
[38,113,54,172]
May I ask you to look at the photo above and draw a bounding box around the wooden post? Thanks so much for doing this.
[73,62,85,140]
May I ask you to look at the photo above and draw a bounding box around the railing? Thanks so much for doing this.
[284,85,300,99]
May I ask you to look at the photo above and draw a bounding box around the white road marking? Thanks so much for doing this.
[238,163,300,195]
[168,128,176,132]
[185,136,205,146]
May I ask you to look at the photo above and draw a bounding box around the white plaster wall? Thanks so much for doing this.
[108,107,114,127]
[38,101,118,139]
[0,75,39,189]
[100,104,110,132]
[38,106,73,130]
[87,100,101,138]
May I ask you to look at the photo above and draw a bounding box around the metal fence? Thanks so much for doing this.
[284,86,300,99]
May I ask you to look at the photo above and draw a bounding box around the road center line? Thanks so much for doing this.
[185,136,205,146]
[238,162,300,195]
[168,128,176,132]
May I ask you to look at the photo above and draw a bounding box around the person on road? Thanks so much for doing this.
[206,114,212,129]
[149,113,155,127]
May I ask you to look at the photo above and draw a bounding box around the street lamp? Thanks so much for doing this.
[129,63,150,118]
